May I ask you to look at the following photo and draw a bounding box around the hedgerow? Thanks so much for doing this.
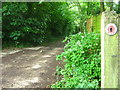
[52,32,101,88]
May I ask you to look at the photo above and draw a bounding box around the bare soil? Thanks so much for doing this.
[2,40,64,88]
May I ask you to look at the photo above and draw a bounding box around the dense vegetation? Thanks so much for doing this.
[52,32,101,88]
[2,2,119,48]
[2,1,120,88]
[3,2,77,48]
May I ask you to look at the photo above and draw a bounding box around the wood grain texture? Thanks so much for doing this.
[101,11,119,88]
[118,14,120,89]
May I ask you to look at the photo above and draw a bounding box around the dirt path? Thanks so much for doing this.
[2,40,64,88]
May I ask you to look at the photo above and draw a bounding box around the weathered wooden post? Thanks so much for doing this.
[118,14,120,89]
[101,10,120,88]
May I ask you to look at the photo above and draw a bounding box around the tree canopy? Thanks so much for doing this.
[2,2,119,48]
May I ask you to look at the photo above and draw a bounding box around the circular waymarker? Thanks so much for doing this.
[106,23,117,35]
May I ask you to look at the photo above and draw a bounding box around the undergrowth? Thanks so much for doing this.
[51,32,101,88]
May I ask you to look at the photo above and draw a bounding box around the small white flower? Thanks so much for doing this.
[79,32,81,34]
[81,51,84,53]
[81,36,84,38]
[77,41,80,45]
[89,45,92,47]
[79,45,82,47]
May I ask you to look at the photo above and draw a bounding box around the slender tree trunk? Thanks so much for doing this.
[76,2,84,33]
[100,0,105,12]
[110,0,113,11]
[106,0,113,11]
[118,1,120,13]
[87,2,90,15]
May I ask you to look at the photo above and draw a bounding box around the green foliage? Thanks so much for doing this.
[2,2,119,48]
[52,32,101,88]
[93,14,101,33]
[2,2,77,48]
[87,14,101,33]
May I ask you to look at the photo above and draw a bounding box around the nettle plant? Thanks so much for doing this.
[52,32,101,88]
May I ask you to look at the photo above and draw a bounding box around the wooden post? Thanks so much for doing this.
[101,11,120,88]
[118,14,120,89]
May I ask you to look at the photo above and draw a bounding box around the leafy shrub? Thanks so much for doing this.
[52,32,101,88]
[2,3,47,47]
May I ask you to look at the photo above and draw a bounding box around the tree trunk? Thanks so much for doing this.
[100,0,105,12]
[118,1,120,13]
[76,2,84,33]
[106,0,113,11]
[87,2,90,15]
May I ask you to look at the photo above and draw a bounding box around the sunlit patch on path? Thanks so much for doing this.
[32,64,42,69]
[2,41,64,88]
[42,55,51,58]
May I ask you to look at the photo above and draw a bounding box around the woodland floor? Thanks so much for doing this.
[1,40,64,88]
